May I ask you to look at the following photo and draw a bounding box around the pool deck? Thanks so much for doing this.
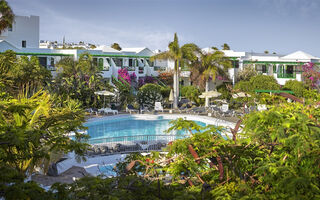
[86,111,240,124]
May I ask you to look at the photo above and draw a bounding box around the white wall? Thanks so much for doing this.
[0,15,39,49]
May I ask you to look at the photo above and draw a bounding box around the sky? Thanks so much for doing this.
[8,0,320,56]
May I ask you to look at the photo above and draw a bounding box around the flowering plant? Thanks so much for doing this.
[118,68,131,84]
[302,62,320,89]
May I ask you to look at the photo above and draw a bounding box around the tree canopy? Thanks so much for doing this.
[0,0,14,34]
[111,43,122,51]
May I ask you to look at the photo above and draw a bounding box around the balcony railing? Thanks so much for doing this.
[154,66,167,71]
[277,73,296,79]
[122,66,135,71]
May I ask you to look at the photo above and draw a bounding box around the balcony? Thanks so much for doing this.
[122,66,135,71]
[277,73,296,79]
[153,66,167,71]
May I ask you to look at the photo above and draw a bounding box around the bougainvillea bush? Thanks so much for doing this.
[118,68,132,84]
[302,62,320,89]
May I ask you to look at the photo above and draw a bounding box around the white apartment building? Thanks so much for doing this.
[0,15,319,89]
[0,15,39,48]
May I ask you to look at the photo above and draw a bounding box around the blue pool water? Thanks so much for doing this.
[84,116,206,144]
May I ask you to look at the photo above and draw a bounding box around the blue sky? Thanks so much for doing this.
[9,0,320,56]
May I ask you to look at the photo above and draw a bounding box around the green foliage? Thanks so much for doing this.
[303,89,320,103]
[234,80,252,93]
[181,85,201,104]
[0,0,14,34]
[221,43,230,50]
[236,64,258,81]
[160,85,171,99]
[235,75,280,93]
[216,84,231,100]
[190,51,232,90]
[0,50,51,96]
[111,42,121,51]
[243,102,320,199]
[51,53,107,108]
[137,83,163,108]
[0,91,88,176]
[283,79,305,97]
[112,77,135,109]
[249,75,280,90]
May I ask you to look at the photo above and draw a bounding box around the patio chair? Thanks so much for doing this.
[190,106,207,115]
[154,102,164,112]
[221,104,229,112]
[86,108,98,116]
[126,104,139,114]
[102,107,118,115]
[139,104,150,114]
[178,104,188,113]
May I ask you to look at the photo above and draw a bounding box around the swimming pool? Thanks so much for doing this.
[84,114,235,145]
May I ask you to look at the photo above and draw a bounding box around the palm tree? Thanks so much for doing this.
[0,0,14,34]
[190,50,232,107]
[221,43,230,50]
[152,33,199,108]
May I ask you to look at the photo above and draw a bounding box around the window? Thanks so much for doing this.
[106,58,111,65]
[93,58,98,67]
[277,65,295,78]
[22,40,26,48]
[273,64,277,73]
[8,27,12,32]
[50,57,54,66]
[98,58,104,70]
[231,60,239,68]
[146,59,154,67]
[113,58,123,67]
[129,58,133,67]
[139,67,144,74]
[38,57,47,68]
[262,65,267,73]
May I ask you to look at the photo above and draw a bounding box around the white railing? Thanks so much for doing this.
[86,134,186,155]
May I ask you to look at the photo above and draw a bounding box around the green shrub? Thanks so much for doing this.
[160,86,171,99]
[249,75,280,90]
[234,80,252,93]
[217,84,232,100]
[137,83,163,108]
[236,64,258,81]
[234,75,280,93]
[181,85,201,105]
[283,80,305,97]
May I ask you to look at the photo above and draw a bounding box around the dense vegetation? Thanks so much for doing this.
[2,91,320,199]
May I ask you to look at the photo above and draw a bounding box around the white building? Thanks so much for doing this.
[0,15,39,48]
[202,48,320,87]
[0,15,319,89]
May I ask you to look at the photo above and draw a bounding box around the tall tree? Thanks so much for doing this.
[190,50,232,107]
[111,43,122,51]
[221,43,230,50]
[152,33,199,108]
[52,53,106,108]
[0,0,14,34]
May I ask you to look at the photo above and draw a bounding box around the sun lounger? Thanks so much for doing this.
[126,104,139,114]
[155,102,164,112]
[98,107,118,115]
[139,104,149,114]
